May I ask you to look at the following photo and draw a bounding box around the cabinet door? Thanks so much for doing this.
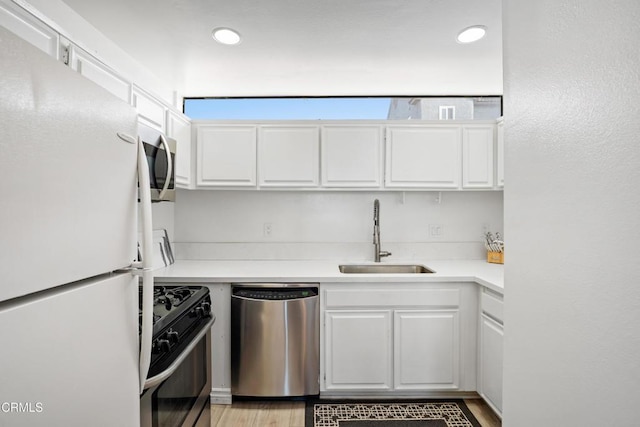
[68,44,131,103]
[258,125,319,187]
[324,310,392,391]
[479,314,504,415]
[167,110,192,188]
[386,126,461,188]
[496,119,504,188]
[132,86,166,132]
[0,1,59,59]
[394,310,460,390]
[321,125,382,188]
[462,125,495,189]
[196,125,257,187]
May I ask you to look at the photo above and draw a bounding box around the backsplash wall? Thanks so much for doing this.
[173,190,504,261]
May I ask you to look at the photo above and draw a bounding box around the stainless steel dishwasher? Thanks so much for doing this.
[231,283,319,397]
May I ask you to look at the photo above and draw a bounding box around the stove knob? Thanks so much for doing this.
[167,330,179,344]
[201,302,211,317]
[195,306,204,318]
[155,339,170,354]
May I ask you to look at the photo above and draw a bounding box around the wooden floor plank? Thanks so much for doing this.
[464,398,502,427]
[289,401,306,427]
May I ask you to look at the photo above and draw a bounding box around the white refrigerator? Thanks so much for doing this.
[0,26,154,426]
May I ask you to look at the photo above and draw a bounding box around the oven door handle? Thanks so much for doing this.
[157,134,173,200]
[143,316,215,390]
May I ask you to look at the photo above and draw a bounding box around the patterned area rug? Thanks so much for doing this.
[305,399,482,427]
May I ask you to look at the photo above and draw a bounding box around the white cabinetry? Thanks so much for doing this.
[189,121,501,192]
[478,288,504,417]
[258,125,319,187]
[196,125,257,187]
[321,125,383,188]
[496,118,504,188]
[67,44,131,103]
[385,125,461,188]
[321,283,476,395]
[167,110,192,188]
[324,310,392,391]
[132,86,166,132]
[394,310,459,390]
[462,125,495,189]
[0,0,59,58]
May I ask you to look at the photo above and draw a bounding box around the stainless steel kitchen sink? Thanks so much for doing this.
[338,264,434,274]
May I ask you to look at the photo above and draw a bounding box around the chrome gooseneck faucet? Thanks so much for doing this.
[373,199,392,262]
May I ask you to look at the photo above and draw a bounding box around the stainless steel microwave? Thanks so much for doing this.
[139,123,175,202]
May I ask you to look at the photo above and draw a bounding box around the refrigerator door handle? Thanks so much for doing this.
[158,134,173,200]
[137,136,154,393]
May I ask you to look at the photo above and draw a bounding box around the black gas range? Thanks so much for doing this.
[139,285,212,378]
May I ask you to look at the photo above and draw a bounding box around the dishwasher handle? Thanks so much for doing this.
[232,287,318,301]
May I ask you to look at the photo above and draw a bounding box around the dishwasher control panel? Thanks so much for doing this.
[232,287,317,300]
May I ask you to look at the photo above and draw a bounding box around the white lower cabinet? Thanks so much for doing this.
[394,310,459,390]
[478,288,504,417]
[321,283,477,395]
[324,310,392,391]
[479,315,504,414]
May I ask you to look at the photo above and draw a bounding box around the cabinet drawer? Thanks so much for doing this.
[325,288,459,308]
[481,288,504,324]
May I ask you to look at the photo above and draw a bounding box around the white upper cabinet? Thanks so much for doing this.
[385,125,462,188]
[132,86,166,132]
[196,125,257,187]
[462,125,495,189]
[167,110,192,188]
[321,125,383,188]
[190,120,500,192]
[258,125,320,187]
[0,0,59,59]
[67,44,131,103]
[496,118,504,188]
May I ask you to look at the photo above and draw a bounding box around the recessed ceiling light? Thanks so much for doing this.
[456,26,486,44]
[212,27,241,45]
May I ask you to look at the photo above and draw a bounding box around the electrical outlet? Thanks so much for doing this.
[263,223,273,237]
[429,224,443,238]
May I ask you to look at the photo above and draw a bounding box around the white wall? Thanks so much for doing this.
[502,1,640,425]
[173,190,503,261]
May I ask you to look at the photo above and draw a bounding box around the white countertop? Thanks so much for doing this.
[154,259,504,294]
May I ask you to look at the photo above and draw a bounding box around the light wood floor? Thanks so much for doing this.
[211,398,501,427]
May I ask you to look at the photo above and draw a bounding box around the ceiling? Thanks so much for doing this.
[60,0,503,97]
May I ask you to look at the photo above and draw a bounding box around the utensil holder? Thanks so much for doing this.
[487,251,504,264]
